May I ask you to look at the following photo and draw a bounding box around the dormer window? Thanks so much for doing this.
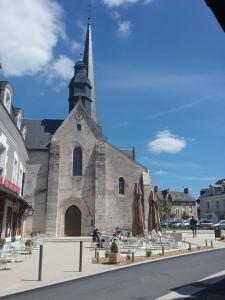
[4,89,11,113]
[16,113,22,130]
[21,125,27,140]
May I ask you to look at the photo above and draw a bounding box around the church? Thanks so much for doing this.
[24,19,154,236]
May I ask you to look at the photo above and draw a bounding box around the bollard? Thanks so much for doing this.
[205,240,208,247]
[38,244,43,281]
[132,251,134,262]
[211,240,213,248]
[79,241,83,272]
[96,252,100,263]
[188,243,191,251]
[162,247,164,256]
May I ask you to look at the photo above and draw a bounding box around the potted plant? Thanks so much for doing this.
[109,241,119,264]
[0,238,5,249]
[25,239,33,254]
[146,249,152,257]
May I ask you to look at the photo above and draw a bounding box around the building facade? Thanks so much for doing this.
[158,188,197,220]
[0,81,30,241]
[199,179,225,222]
[24,19,153,237]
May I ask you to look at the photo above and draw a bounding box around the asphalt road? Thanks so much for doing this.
[2,249,225,300]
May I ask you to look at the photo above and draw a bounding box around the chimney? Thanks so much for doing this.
[162,189,169,199]
[184,187,189,194]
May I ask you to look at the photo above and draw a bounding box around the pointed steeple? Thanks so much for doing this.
[83,18,99,124]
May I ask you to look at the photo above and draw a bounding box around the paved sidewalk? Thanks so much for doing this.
[0,231,224,297]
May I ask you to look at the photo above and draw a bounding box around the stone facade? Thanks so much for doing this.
[199,179,225,222]
[0,81,30,240]
[158,188,197,220]
[23,20,153,236]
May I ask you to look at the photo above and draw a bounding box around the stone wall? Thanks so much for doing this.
[103,143,153,234]
[24,150,49,234]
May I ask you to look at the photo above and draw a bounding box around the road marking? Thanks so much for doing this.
[155,286,205,300]
[155,269,225,300]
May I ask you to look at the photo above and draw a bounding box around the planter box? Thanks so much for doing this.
[109,253,119,264]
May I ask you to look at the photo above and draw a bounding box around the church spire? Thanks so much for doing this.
[83,18,99,124]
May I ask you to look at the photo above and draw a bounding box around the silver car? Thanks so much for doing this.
[198,219,213,229]
[212,220,225,229]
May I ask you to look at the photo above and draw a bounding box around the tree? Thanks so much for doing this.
[158,198,171,220]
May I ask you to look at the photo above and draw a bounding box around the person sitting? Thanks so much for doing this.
[92,228,99,242]
[92,228,105,248]
[113,226,122,240]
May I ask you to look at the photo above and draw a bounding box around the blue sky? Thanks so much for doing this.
[0,0,224,197]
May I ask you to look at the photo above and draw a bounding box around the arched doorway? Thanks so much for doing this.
[64,205,81,236]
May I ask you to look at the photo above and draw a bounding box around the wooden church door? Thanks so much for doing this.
[64,205,81,236]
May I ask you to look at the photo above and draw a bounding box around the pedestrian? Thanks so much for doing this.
[190,216,197,237]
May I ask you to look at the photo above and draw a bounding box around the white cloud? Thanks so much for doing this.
[117,20,132,38]
[181,176,218,181]
[148,130,187,154]
[71,41,82,53]
[154,170,168,175]
[49,55,74,81]
[103,0,139,7]
[103,0,154,7]
[0,0,65,77]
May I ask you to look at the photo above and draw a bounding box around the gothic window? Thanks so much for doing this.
[73,147,82,176]
[118,177,125,195]
[77,123,81,131]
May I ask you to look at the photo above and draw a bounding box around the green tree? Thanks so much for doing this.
[158,198,171,220]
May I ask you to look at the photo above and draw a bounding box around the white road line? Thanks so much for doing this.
[155,269,225,300]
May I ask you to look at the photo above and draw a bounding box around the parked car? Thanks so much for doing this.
[212,220,225,229]
[180,220,190,228]
[171,220,183,228]
[160,221,169,227]
[198,219,213,229]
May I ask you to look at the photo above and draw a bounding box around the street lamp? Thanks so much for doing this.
[27,202,34,216]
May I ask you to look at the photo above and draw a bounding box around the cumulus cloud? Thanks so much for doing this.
[148,130,187,154]
[0,0,66,77]
[49,55,74,81]
[103,0,154,7]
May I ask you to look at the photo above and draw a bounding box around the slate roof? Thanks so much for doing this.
[168,191,196,202]
[23,119,63,150]
[120,149,134,160]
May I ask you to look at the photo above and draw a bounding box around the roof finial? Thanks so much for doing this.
[79,52,83,61]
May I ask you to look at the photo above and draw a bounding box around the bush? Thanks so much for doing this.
[25,239,33,247]
[220,235,225,240]
[11,236,16,242]
[110,241,118,253]
[146,249,152,257]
